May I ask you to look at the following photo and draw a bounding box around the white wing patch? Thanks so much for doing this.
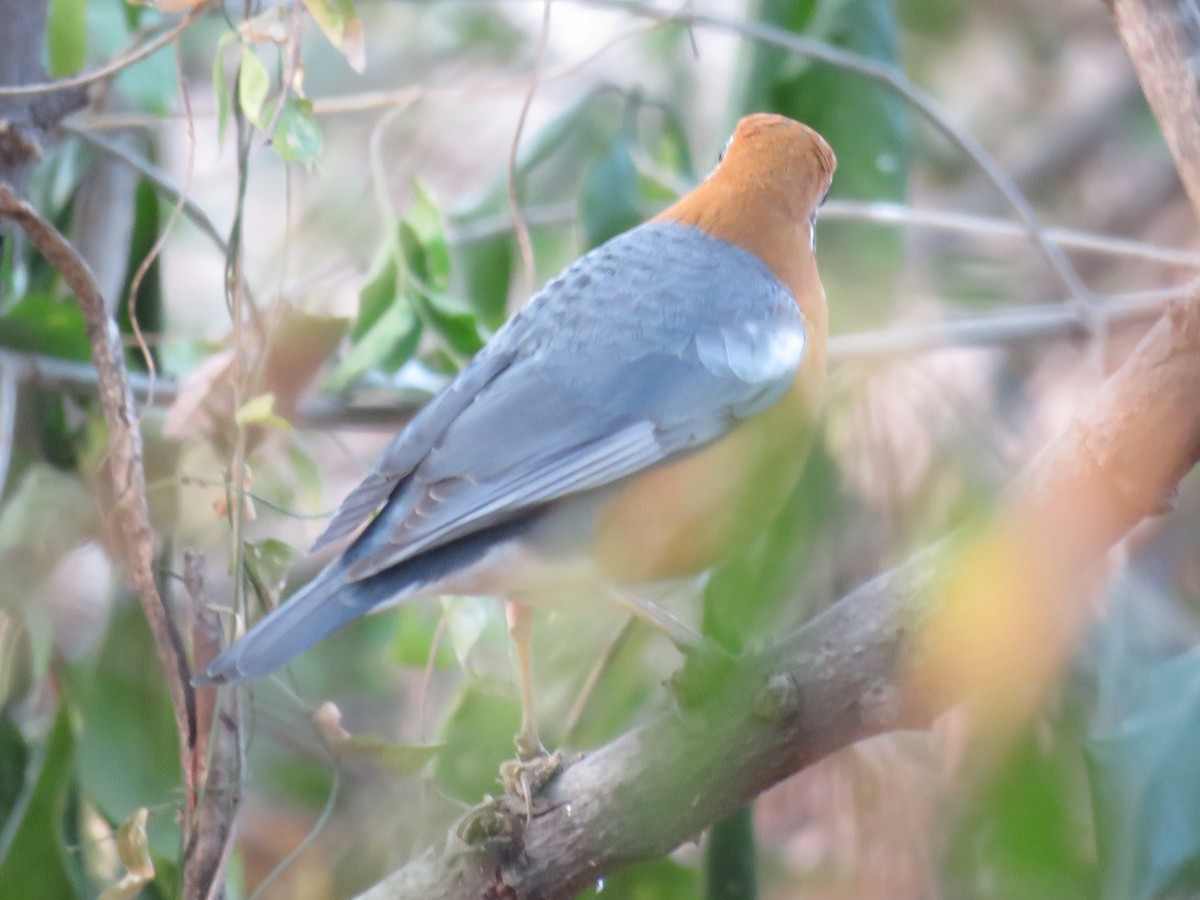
[695,318,806,385]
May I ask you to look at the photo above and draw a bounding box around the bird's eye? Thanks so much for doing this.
[717,135,733,164]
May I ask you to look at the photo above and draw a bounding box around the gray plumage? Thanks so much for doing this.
[196,221,806,686]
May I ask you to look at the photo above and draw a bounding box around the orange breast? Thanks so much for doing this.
[591,366,820,584]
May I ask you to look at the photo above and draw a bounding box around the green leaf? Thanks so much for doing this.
[237,45,271,129]
[47,0,87,77]
[0,293,91,361]
[415,288,483,359]
[450,227,512,332]
[313,702,440,775]
[73,606,182,860]
[580,134,642,249]
[301,0,366,73]
[325,299,422,393]
[272,98,324,163]
[0,705,78,900]
[351,244,400,341]
[406,181,451,291]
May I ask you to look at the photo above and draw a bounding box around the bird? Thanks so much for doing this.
[195,113,836,764]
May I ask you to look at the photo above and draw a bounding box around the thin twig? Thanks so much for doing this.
[124,39,199,408]
[0,7,206,98]
[508,0,554,298]
[449,198,1200,271]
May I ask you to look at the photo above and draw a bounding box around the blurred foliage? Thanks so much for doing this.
[0,0,1198,898]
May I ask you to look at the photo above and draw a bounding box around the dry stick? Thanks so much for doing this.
[0,185,197,819]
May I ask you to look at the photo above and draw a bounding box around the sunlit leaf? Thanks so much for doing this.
[47,0,87,77]
[302,0,366,73]
[238,45,271,129]
[234,393,292,430]
[273,98,324,163]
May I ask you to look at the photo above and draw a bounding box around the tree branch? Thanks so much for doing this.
[356,266,1200,900]
[0,184,199,850]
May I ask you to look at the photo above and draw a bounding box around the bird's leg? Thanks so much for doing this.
[610,587,704,653]
[500,599,561,818]
[505,599,544,761]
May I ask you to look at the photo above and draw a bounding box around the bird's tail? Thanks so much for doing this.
[193,556,420,686]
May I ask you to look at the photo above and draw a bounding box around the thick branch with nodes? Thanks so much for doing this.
[360,287,1200,899]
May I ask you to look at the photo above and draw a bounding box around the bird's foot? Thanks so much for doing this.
[499,746,562,819]
[667,635,739,709]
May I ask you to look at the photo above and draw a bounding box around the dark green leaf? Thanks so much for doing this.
[0,705,78,900]
[581,135,642,249]
[0,293,91,361]
[415,288,483,359]
[450,228,512,332]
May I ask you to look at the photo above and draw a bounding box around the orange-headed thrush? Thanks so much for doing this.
[197,113,837,759]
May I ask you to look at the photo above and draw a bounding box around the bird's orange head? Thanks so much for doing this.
[655,114,836,301]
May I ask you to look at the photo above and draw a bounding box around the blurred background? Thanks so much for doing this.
[2,0,1199,897]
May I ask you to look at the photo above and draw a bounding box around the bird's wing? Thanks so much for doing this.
[323,222,807,580]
